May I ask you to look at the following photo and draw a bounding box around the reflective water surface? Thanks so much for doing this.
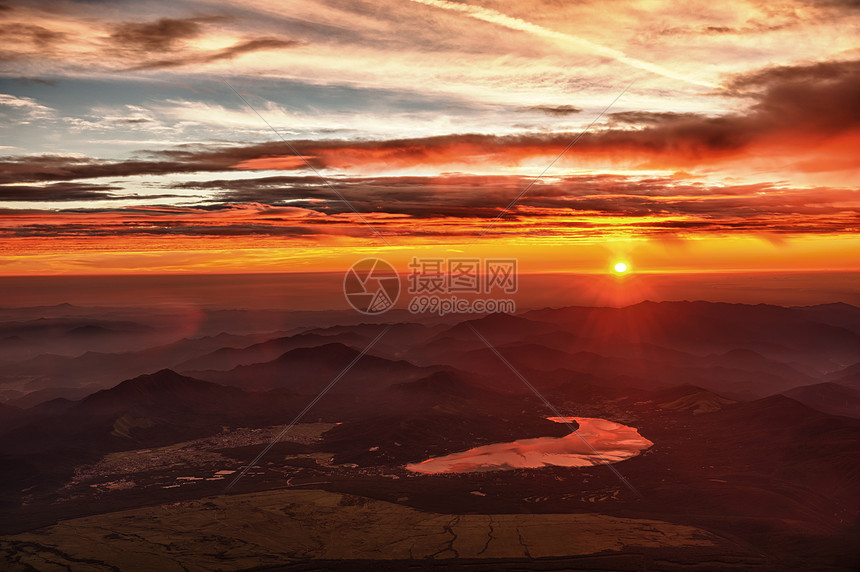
[406,417,653,474]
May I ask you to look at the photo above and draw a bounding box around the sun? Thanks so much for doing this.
[614,262,628,273]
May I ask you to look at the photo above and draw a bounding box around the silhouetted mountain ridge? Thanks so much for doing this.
[189,342,436,393]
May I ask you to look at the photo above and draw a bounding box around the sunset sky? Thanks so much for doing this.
[1,0,858,276]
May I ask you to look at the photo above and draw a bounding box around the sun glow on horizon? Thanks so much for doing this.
[614,262,628,273]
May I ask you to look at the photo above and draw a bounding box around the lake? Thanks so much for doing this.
[405,417,652,474]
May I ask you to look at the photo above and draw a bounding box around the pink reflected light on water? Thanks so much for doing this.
[405,417,653,474]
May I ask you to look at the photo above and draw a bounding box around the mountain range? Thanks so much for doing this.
[1,300,859,569]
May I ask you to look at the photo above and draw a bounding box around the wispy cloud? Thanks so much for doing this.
[0,93,55,122]
[408,0,718,88]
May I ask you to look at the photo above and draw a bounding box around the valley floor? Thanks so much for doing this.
[1,488,765,571]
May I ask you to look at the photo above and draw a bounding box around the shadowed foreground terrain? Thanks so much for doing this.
[1,488,752,571]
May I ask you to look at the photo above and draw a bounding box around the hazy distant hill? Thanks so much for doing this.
[175,331,370,372]
[6,301,858,408]
[0,331,294,405]
[794,302,860,336]
[783,382,860,419]
[521,301,860,370]
[826,361,860,389]
[0,316,159,361]
[188,342,437,393]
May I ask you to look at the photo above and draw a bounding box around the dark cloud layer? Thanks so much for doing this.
[4,58,857,185]
[587,58,860,158]
[0,22,64,46]
[105,16,299,71]
[124,38,301,71]
[0,182,124,201]
[169,173,859,231]
[109,17,214,52]
[1,59,858,240]
[4,222,321,238]
[518,105,582,116]
[2,169,855,239]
